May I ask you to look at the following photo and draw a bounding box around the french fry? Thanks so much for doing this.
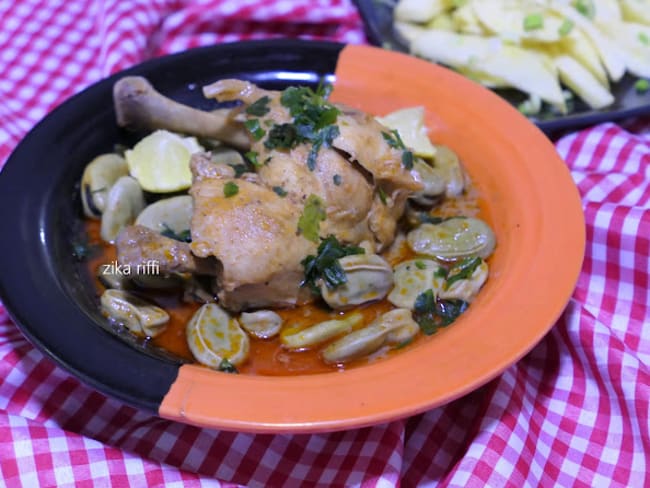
[592,0,622,22]
[619,0,650,26]
[452,3,485,35]
[598,21,650,77]
[549,2,626,82]
[473,0,566,43]
[395,0,451,23]
[391,0,649,114]
[554,55,615,109]
[410,29,566,109]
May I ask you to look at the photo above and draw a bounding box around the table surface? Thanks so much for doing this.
[1,1,648,487]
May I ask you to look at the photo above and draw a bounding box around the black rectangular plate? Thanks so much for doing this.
[353,0,650,135]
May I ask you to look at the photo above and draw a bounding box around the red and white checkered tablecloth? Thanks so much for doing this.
[1,1,649,486]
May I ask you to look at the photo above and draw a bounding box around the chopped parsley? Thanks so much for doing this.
[382,129,414,169]
[301,235,365,294]
[230,163,251,178]
[244,150,261,167]
[265,123,300,149]
[223,181,239,198]
[413,289,469,335]
[161,223,191,243]
[378,187,388,205]
[244,119,266,141]
[263,84,341,171]
[245,96,271,116]
[297,194,326,242]
[306,124,339,171]
[523,13,544,31]
[218,358,238,373]
[445,257,483,289]
[434,267,449,279]
[402,150,414,170]
[333,174,342,186]
[272,186,288,197]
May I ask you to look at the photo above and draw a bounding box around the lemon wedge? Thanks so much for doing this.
[125,130,203,193]
[376,106,437,159]
[186,303,250,368]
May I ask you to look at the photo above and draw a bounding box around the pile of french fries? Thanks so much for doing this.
[393,0,650,114]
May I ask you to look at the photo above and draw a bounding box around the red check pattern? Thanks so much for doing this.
[1,1,649,486]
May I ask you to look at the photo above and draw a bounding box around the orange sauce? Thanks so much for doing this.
[83,177,486,376]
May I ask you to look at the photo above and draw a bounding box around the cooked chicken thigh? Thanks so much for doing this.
[115,78,425,311]
[189,154,317,310]
[202,79,422,251]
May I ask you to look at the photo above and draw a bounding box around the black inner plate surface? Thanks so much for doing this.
[0,39,343,411]
[353,0,650,134]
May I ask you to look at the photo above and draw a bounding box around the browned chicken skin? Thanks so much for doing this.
[115,78,423,311]
[202,79,421,251]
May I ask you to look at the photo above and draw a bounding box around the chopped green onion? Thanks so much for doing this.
[223,181,239,198]
[635,79,649,94]
[573,0,595,18]
[523,13,544,31]
[558,19,574,36]
[639,32,650,46]
[415,261,426,270]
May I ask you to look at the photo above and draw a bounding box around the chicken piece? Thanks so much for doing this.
[116,225,218,276]
[189,158,317,310]
[202,79,422,250]
[113,76,249,150]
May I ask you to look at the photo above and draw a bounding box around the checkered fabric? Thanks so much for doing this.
[1,1,648,486]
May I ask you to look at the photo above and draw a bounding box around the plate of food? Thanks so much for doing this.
[0,39,584,433]
[353,0,650,133]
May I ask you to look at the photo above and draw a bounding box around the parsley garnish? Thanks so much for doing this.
[223,181,239,198]
[264,84,341,171]
[434,267,449,279]
[161,223,191,243]
[301,235,365,294]
[297,194,326,242]
[265,123,300,149]
[306,124,339,171]
[230,163,250,177]
[245,96,271,116]
[413,290,469,335]
[272,186,287,197]
[244,119,266,141]
[445,257,483,289]
[218,358,238,373]
[244,151,261,167]
[402,150,414,170]
[382,129,413,169]
[333,174,342,186]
